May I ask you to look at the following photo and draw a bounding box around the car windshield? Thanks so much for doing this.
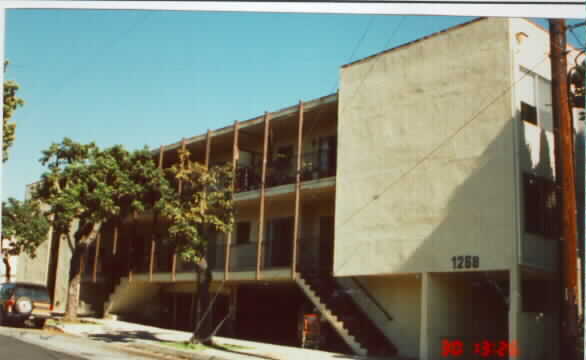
[14,286,50,303]
[0,284,16,299]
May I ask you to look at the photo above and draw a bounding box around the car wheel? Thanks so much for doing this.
[0,309,4,326]
[13,297,33,316]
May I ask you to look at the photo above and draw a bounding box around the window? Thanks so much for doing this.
[15,286,50,303]
[521,102,537,125]
[235,222,251,245]
[519,68,553,130]
[0,284,15,299]
[274,145,293,170]
[523,173,559,239]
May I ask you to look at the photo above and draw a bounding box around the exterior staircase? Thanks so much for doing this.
[295,272,398,357]
[103,277,160,317]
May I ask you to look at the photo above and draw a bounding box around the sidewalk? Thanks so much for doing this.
[47,317,398,360]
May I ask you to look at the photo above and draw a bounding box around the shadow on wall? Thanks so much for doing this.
[334,112,557,359]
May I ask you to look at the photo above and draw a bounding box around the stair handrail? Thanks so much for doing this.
[348,277,393,322]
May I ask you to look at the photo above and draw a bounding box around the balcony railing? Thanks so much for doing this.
[211,234,295,272]
[234,150,336,193]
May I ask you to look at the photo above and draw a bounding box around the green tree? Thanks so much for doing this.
[3,61,24,163]
[1,198,50,282]
[33,138,171,321]
[569,57,584,120]
[161,147,234,344]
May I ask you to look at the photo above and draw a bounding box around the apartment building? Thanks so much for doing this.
[17,17,583,360]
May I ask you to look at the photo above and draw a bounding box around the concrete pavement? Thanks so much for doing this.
[0,325,172,360]
[48,317,403,360]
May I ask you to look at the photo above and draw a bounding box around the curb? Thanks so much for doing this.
[45,324,234,360]
[131,342,234,360]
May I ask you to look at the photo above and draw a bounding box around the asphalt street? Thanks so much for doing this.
[0,331,84,359]
[0,326,177,360]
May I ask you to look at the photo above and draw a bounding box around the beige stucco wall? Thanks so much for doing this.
[16,239,51,285]
[16,185,53,285]
[335,17,516,276]
[358,274,421,359]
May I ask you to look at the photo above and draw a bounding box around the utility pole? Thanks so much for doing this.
[549,19,580,360]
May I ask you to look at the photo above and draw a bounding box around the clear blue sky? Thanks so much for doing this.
[2,10,584,201]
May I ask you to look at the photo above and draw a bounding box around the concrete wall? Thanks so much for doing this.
[16,185,53,285]
[358,274,421,359]
[335,17,516,276]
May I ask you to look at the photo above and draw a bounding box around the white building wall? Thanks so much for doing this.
[335,17,516,277]
[358,274,421,359]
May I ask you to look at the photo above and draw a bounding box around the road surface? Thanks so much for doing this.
[0,326,178,360]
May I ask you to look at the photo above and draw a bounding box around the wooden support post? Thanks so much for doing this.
[150,146,165,282]
[178,139,185,194]
[172,141,186,281]
[292,101,304,278]
[129,212,137,282]
[225,121,239,281]
[257,112,270,280]
[112,223,118,256]
[205,129,212,168]
[93,232,101,283]
[549,19,579,359]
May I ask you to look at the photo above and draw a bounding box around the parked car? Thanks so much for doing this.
[0,282,52,328]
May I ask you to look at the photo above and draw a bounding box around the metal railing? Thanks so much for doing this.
[234,150,336,193]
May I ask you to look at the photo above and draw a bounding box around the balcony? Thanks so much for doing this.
[234,149,336,193]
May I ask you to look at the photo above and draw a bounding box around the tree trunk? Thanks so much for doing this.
[64,245,84,321]
[191,256,213,345]
[2,254,11,282]
[63,223,101,322]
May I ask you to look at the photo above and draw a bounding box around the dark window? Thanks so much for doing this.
[523,173,559,239]
[521,102,538,125]
[522,280,553,312]
[318,136,337,177]
[0,284,15,299]
[236,222,251,245]
[15,286,50,303]
[275,145,293,170]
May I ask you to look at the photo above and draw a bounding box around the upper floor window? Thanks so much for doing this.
[523,173,558,239]
[235,222,251,245]
[519,68,553,131]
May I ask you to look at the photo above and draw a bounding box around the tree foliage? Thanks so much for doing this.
[161,147,234,264]
[160,147,234,343]
[33,138,171,320]
[1,198,50,281]
[569,56,585,120]
[1,198,50,257]
[3,61,24,163]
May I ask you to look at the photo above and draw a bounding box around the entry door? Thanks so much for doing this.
[266,217,293,268]
[319,216,334,276]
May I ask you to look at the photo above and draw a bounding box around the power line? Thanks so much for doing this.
[333,53,551,272]
[302,15,406,156]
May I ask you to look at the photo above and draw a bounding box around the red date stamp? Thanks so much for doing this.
[441,339,519,358]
